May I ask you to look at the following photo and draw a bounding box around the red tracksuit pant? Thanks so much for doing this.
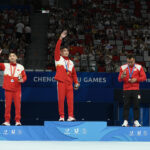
[5,90,21,122]
[57,81,74,118]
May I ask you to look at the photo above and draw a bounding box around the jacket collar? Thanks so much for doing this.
[10,62,17,66]
[62,56,69,60]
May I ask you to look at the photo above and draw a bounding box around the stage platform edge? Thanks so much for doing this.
[0,121,150,141]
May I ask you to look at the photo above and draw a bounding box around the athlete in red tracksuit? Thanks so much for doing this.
[118,54,146,127]
[54,30,80,121]
[0,49,27,126]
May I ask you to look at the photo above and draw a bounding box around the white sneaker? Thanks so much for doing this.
[59,117,65,121]
[134,120,141,127]
[2,122,10,126]
[122,120,128,127]
[67,117,76,122]
[15,122,22,126]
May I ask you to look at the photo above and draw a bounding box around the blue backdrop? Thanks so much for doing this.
[0,72,150,102]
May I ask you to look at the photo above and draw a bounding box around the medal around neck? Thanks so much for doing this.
[11,79,14,82]
[10,64,17,83]
[128,64,135,79]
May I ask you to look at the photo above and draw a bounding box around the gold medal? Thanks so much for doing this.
[67,72,69,75]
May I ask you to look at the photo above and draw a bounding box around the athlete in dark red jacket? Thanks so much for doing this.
[118,63,146,90]
[118,54,146,127]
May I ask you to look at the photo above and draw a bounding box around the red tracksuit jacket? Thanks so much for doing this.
[0,63,27,91]
[54,39,78,84]
[118,63,146,90]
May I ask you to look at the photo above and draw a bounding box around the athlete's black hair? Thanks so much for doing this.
[9,53,17,57]
[126,53,135,59]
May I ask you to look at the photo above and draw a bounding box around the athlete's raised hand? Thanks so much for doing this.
[0,48,2,55]
[60,30,67,40]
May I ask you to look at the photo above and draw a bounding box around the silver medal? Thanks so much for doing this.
[11,79,14,82]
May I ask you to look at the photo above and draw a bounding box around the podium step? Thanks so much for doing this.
[0,122,149,141]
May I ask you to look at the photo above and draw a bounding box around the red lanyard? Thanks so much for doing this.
[10,64,16,78]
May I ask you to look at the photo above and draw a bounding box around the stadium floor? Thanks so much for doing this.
[1,141,150,150]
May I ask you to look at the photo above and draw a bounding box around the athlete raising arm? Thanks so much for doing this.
[54,30,80,121]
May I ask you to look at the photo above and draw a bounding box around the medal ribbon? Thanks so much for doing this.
[128,64,135,79]
[10,64,17,79]
[64,60,70,73]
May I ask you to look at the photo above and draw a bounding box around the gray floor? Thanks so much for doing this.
[1,141,150,150]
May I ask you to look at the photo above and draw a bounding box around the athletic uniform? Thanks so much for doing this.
[54,39,78,118]
[118,63,146,121]
[0,63,27,122]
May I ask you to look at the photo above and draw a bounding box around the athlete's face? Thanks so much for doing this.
[61,48,69,57]
[9,53,17,63]
[127,58,135,67]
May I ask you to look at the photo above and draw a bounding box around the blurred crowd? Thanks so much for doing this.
[46,0,150,72]
[0,9,31,64]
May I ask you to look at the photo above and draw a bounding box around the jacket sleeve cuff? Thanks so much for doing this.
[123,77,129,83]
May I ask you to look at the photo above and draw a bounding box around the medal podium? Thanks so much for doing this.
[0,121,150,141]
